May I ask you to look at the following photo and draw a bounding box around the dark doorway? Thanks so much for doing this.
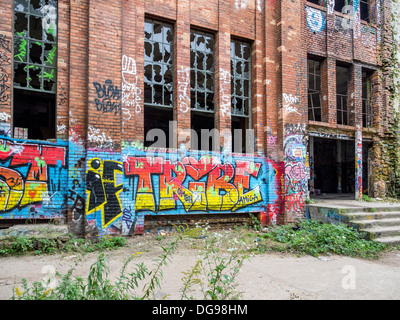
[311,137,355,195]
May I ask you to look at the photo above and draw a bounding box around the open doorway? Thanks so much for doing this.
[310,137,355,198]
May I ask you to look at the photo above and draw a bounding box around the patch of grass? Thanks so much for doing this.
[0,234,128,257]
[261,219,389,259]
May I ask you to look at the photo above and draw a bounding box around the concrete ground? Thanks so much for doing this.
[0,234,399,300]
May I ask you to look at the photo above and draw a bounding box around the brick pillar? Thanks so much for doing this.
[321,57,337,124]
[215,0,232,152]
[349,64,362,127]
[121,0,139,142]
[264,0,284,226]
[174,0,191,150]
[0,0,13,137]
[87,0,122,153]
[253,4,265,155]
[280,0,308,223]
[67,0,89,237]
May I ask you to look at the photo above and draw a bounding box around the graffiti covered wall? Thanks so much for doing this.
[0,137,68,220]
[85,145,283,236]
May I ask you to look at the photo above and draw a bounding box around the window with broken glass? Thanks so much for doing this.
[144,19,174,148]
[336,65,349,126]
[231,39,251,153]
[308,59,322,122]
[362,70,373,128]
[13,0,57,140]
[190,30,216,151]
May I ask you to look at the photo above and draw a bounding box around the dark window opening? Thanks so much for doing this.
[13,89,56,140]
[362,70,373,128]
[144,106,173,148]
[308,59,322,122]
[231,39,251,153]
[335,0,346,12]
[336,65,349,125]
[360,0,369,22]
[307,0,320,5]
[190,30,215,151]
[144,18,174,148]
[191,111,216,152]
[13,0,58,140]
[232,116,249,154]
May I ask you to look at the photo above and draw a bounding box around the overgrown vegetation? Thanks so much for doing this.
[10,226,249,300]
[5,218,398,300]
[0,234,128,257]
[258,219,389,259]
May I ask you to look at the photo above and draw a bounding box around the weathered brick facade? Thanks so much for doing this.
[0,0,395,237]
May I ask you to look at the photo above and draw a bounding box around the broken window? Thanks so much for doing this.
[308,59,322,122]
[362,70,373,128]
[336,65,349,126]
[190,30,216,151]
[144,19,174,148]
[13,0,58,140]
[231,39,251,153]
[360,0,369,22]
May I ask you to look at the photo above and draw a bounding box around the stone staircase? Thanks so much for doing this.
[307,203,400,245]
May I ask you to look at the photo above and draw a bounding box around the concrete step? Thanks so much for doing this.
[350,217,400,229]
[344,211,400,221]
[374,235,400,245]
[360,225,400,240]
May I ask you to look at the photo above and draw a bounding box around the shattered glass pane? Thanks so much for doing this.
[144,63,152,82]
[153,84,163,104]
[44,43,56,67]
[42,67,56,91]
[14,0,29,13]
[144,82,152,103]
[153,64,162,83]
[164,86,172,106]
[145,41,153,60]
[206,54,214,71]
[145,21,153,40]
[14,37,28,62]
[14,12,28,36]
[163,44,171,64]
[206,73,214,91]
[30,15,43,40]
[28,65,42,89]
[164,66,173,85]
[14,62,28,87]
[196,52,204,71]
[30,0,43,15]
[206,93,214,111]
[197,71,205,89]
[164,26,173,44]
[153,42,162,62]
[197,91,205,110]
[153,23,163,42]
[29,41,43,64]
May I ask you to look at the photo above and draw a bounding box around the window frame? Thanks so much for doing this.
[13,0,58,94]
[307,59,322,122]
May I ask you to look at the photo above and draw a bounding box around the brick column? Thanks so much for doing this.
[0,0,13,137]
[215,0,232,152]
[174,0,191,150]
[280,0,309,223]
[67,0,89,237]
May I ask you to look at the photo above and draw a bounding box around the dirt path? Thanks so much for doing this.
[1,232,400,300]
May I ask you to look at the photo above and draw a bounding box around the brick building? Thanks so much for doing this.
[0,0,396,237]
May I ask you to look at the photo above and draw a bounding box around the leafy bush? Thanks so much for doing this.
[262,219,388,259]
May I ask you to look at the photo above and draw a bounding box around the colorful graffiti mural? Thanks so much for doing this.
[84,147,283,236]
[0,138,67,219]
